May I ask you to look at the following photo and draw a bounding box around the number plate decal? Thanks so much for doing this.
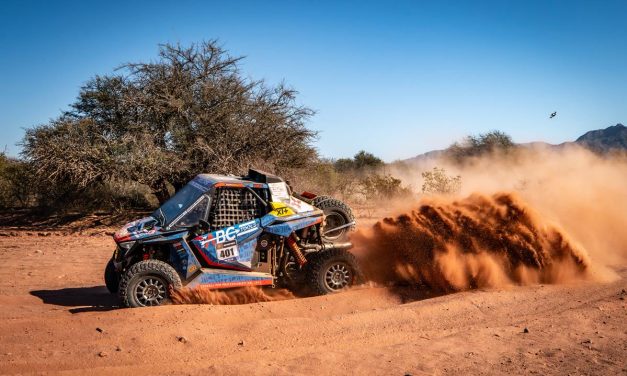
[216,240,239,260]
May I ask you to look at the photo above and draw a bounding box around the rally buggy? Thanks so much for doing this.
[105,169,359,308]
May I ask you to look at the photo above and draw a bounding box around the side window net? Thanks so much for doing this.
[209,187,268,231]
[171,195,209,228]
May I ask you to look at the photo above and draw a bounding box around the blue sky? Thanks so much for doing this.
[1,0,626,161]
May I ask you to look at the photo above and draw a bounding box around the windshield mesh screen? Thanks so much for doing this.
[209,188,268,230]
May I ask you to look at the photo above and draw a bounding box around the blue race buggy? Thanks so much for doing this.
[105,169,358,307]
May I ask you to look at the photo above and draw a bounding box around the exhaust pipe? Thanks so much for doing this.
[296,220,355,252]
[298,240,353,253]
[322,242,353,251]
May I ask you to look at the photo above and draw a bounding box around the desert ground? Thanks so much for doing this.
[0,230,625,376]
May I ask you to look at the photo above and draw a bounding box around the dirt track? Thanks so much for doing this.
[0,233,625,375]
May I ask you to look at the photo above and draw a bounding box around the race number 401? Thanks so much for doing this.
[217,240,239,260]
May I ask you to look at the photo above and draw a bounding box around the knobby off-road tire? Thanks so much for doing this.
[312,196,355,242]
[104,257,120,293]
[306,249,362,295]
[118,260,182,308]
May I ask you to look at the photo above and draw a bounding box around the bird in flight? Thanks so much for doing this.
[549,112,557,119]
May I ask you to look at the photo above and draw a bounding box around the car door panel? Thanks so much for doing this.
[190,219,262,271]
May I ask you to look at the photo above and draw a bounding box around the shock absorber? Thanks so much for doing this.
[285,234,307,266]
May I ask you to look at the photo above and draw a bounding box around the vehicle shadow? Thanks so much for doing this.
[388,285,447,304]
[30,286,119,314]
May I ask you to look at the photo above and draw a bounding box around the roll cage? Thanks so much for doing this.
[164,183,271,232]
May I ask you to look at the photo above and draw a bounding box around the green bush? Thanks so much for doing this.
[445,130,515,164]
[333,151,384,172]
[360,174,412,200]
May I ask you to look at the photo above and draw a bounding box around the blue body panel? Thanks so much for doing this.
[179,212,322,287]
[263,216,323,237]
[168,239,203,280]
[190,219,263,271]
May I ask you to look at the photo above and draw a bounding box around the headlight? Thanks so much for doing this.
[119,241,135,250]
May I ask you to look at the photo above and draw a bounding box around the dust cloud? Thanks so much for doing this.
[352,192,590,292]
[455,146,627,269]
[170,286,294,305]
[377,144,627,289]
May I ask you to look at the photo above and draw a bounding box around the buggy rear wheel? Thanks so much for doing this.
[312,196,355,242]
[306,249,362,295]
[118,260,182,308]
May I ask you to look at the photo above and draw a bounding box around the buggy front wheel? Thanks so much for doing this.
[118,260,182,308]
[312,196,355,242]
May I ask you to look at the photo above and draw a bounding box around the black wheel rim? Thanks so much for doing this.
[134,276,167,306]
[324,262,352,291]
[323,212,346,240]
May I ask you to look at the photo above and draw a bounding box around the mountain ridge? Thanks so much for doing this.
[405,123,626,163]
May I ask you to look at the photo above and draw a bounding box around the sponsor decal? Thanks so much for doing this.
[268,182,290,200]
[275,207,290,216]
[288,196,315,212]
[199,234,214,248]
[215,227,238,243]
[201,221,259,246]
[237,220,258,236]
[270,202,295,217]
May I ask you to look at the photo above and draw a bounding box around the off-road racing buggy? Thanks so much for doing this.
[105,169,359,308]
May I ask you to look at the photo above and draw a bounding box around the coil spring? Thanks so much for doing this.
[285,235,307,266]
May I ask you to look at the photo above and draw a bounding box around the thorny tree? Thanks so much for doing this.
[445,130,515,164]
[22,41,317,204]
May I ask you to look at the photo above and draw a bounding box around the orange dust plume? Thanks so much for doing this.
[170,286,295,305]
[352,192,590,293]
